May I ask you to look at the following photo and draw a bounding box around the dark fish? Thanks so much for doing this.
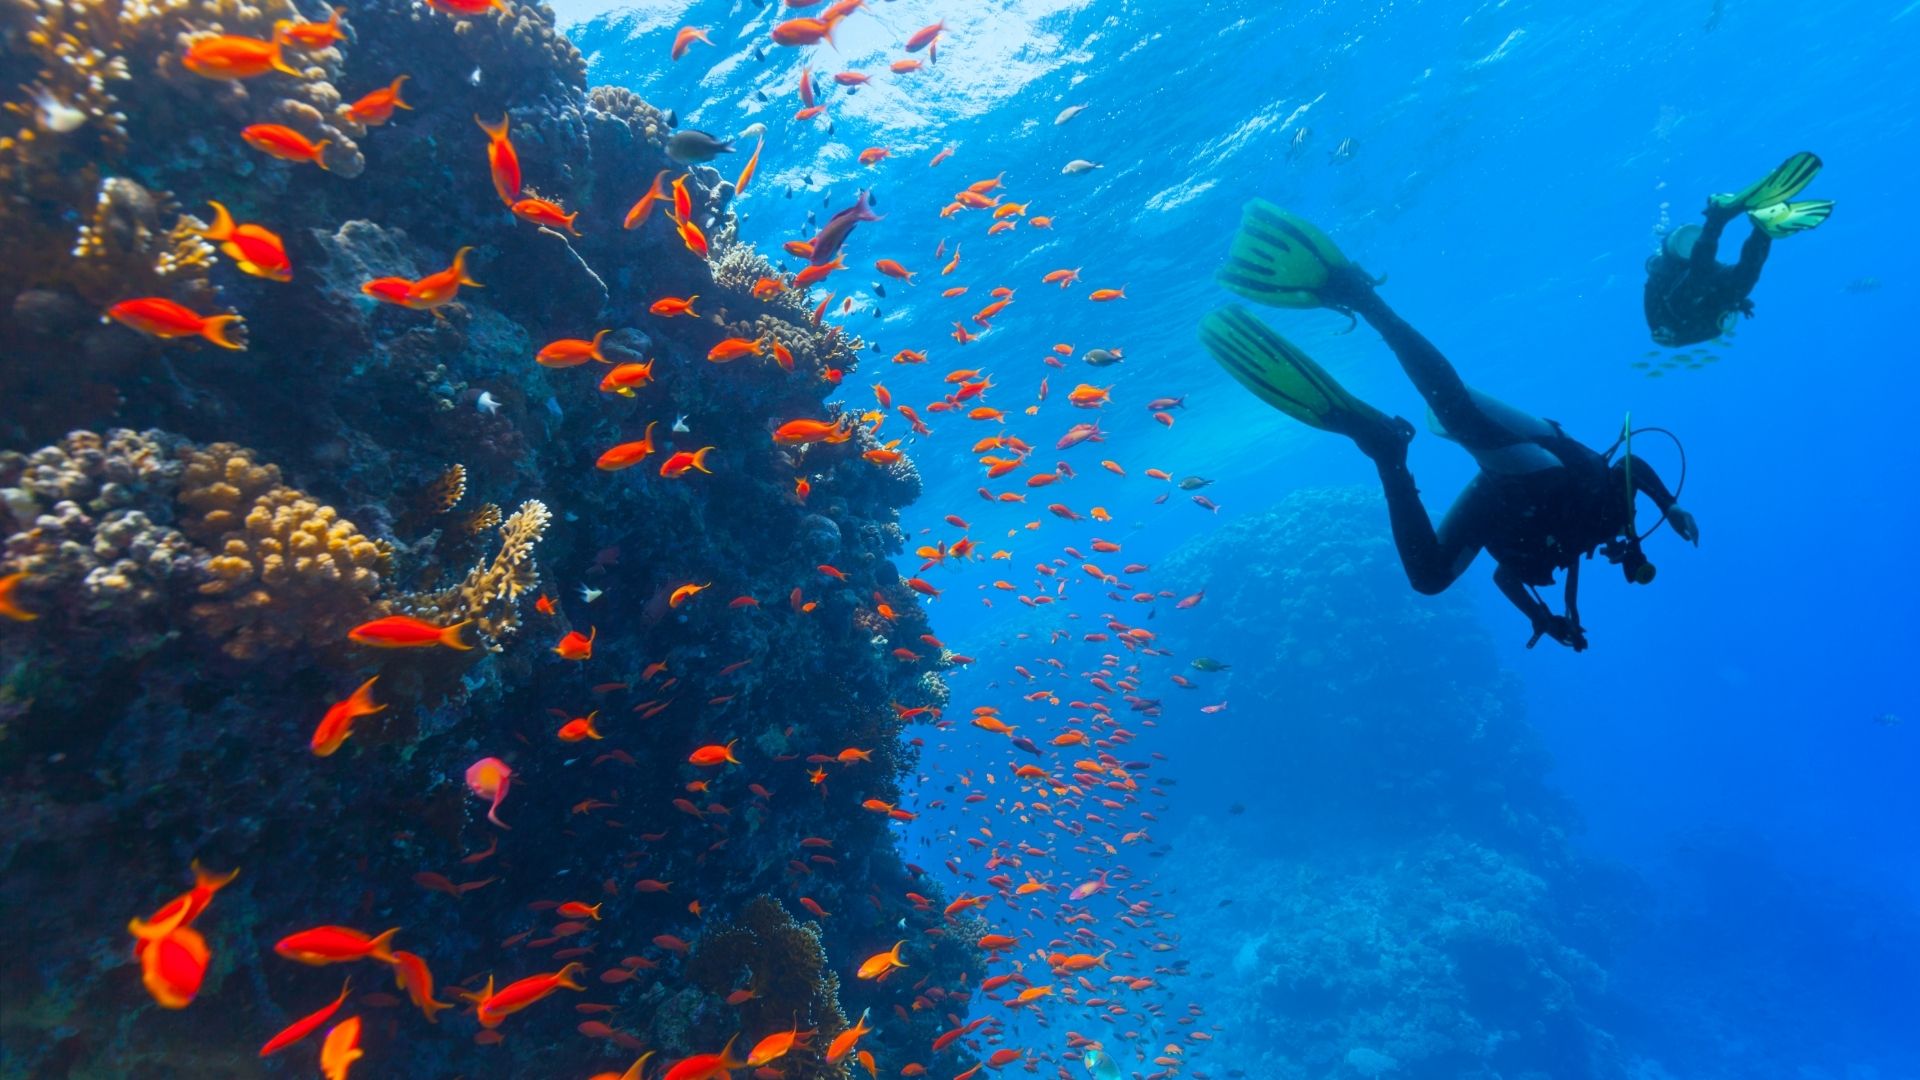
[1177,476,1212,491]
[662,108,678,128]
[873,283,887,298]
[1082,348,1123,367]
[807,190,882,266]
[666,129,733,164]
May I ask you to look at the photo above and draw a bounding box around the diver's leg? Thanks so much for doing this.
[1342,282,1512,450]
[1689,207,1736,271]
[1375,460,1484,596]
[1725,225,1772,294]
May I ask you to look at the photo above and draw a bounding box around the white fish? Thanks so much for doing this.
[30,87,86,134]
[475,391,501,415]
[1061,159,1103,175]
[1054,103,1088,126]
[740,122,768,140]
[672,414,691,433]
[578,585,603,604]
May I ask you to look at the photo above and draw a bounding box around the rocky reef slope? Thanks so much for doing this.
[0,1,980,1075]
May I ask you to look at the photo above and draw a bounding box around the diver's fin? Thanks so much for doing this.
[1748,199,1833,239]
[1216,200,1356,309]
[1199,306,1395,449]
[1709,151,1823,213]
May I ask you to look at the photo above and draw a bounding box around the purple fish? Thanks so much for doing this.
[808,189,883,266]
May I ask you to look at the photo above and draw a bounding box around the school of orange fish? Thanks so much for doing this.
[13,2,1246,1078]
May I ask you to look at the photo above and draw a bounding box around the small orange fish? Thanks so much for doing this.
[671,25,713,60]
[1068,384,1111,407]
[856,940,908,980]
[182,33,302,79]
[678,217,710,259]
[405,246,482,310]
[858,147,890,166]
[274,925,400,966]
[554,628,596,661]
[792,255,844,290]
[598,362,656,397]
[311,676,385,757]
[752,277,786,300]
[389,949,453,1022]
[475,114,522,206]
[0,572,37,622]
[466,963,586,1028]
[348,615,471,651]
[825,1009,873,1064]
[706,336,766,363]
[772,418,852,445]
[890,58,922,73]
[624,170,671,230]
[659,448,715,478]
[345,75,411,126]
[319,1016,362,1080]
[512,197,581,235]
[107,298,245,350]
[649,295,699,317]
[241,124,331,169]
[688,740,740,766]
[668,582,711,608]
[1089,286,1127,301]
[875,259,915,283]
[1029,215,1053,229]
[557,712,603,742]
[537,330,611,368]
[259,980,351,1056]
[276,7,345,49]
[196,201,292,282]
[736,137,764,195]
[596,422,660,471]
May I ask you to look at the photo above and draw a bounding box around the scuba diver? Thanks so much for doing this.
[1200,202,1698,652]
[1644,151,1834,346]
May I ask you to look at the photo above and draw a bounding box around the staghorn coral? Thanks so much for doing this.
[399,498,548,649]
[177,442,388,660]
[686,896,851,1079]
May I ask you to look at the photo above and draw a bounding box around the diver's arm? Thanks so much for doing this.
[1496,563,1585,651]
[1623,454,1699,544]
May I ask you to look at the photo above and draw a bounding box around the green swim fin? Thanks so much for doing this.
[1748,199,1833,238]
[1709,151,1823,213]
[1199,305,1392,445]
[1216,200,1356,309]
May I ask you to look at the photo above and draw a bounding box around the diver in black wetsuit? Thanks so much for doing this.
[1201,203,1698,651]
[1643,151,1835,347]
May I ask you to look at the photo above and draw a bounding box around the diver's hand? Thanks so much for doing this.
[1667,504,1700,546]
[1527,613,1588,652]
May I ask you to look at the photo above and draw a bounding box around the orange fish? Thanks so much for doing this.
[259,980,351,1056]
[276,6,346,49]
[772,419,852,445]
[649,296,699,317]
[554,628,595,661]
[624,170,671,230]
[1068,384,1111,407]
[596,422,661,470]
[671,25,712,60]
[319,1016,362,1080]
[875,259,915,283]
[736,137,764,195]
[707,336,767,363]
[345,75,411,126]
[274,925,400,966]
[772,17,835,46]
[678,217,710,259]
[405,246,482,310]
[825,1009,873,1064]
[537,330,611,368]
[669,582,711,608]
[929,146,954,167]
[195,201,292,282]
[598,362,656,397]
[311,676,385,757]
[557,712,603,741]
[688,740,740,766]
[856,940,907,980]
[465,963,586,1028]
[0,572,36,622]
[389,949,454,1022]
[1042,267,1081,287]
[475,114,522,206]
[752,276,787,300]
[512,196,581,235]
[746,1017,805,1067]
[890,58,922,73]
[1089,286,1127,301]
[792,255,844,289]
[858,147,889,166]
[182,33,301,79]
[659,448,715,478]
[348,615,470,650]
[242,123,330,168]
[106,298,244,350]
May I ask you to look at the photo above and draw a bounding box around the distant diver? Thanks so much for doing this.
[1644,151,1834,346]
[1202,204,1697,652]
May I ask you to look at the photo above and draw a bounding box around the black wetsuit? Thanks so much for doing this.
[1643,207,1771,347]
[1340,280,1678,650]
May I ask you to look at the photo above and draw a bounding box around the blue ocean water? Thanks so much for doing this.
[562,0,1920,1074]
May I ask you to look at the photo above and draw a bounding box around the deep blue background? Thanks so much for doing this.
[570,0,1919,1070]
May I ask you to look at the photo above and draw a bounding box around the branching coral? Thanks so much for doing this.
[687,896,850,1079]
[398,498,548,649]
[177,442,388,660]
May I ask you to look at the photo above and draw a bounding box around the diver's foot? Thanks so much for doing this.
[1354,414,1415,465]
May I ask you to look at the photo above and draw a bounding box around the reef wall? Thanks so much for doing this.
[0,1,980,1075]
[1154,488,1641,1079]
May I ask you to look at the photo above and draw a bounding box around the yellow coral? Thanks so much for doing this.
[399,499,548,650]
[177,443,387,660]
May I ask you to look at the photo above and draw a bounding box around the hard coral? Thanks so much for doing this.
[177,442,388,659]
[687,896,850,1079]
[398,498,549,649]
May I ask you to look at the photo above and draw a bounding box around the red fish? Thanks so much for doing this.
[345,75,411,126]
[196,201,292,282]
[596,422,660,471]
[182,33,301,79]
[624,170,671,230]
[242,124,330,168]
[274,925,400,966]
[311,676,385,757]
[475,114,522,206]
[259,981,351,1056]
[106,298,244,350]
[554,628,596,661]
[348,615,470,650]
[537,330,611,367]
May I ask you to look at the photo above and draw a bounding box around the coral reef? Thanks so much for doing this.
[0,0,975,1074]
